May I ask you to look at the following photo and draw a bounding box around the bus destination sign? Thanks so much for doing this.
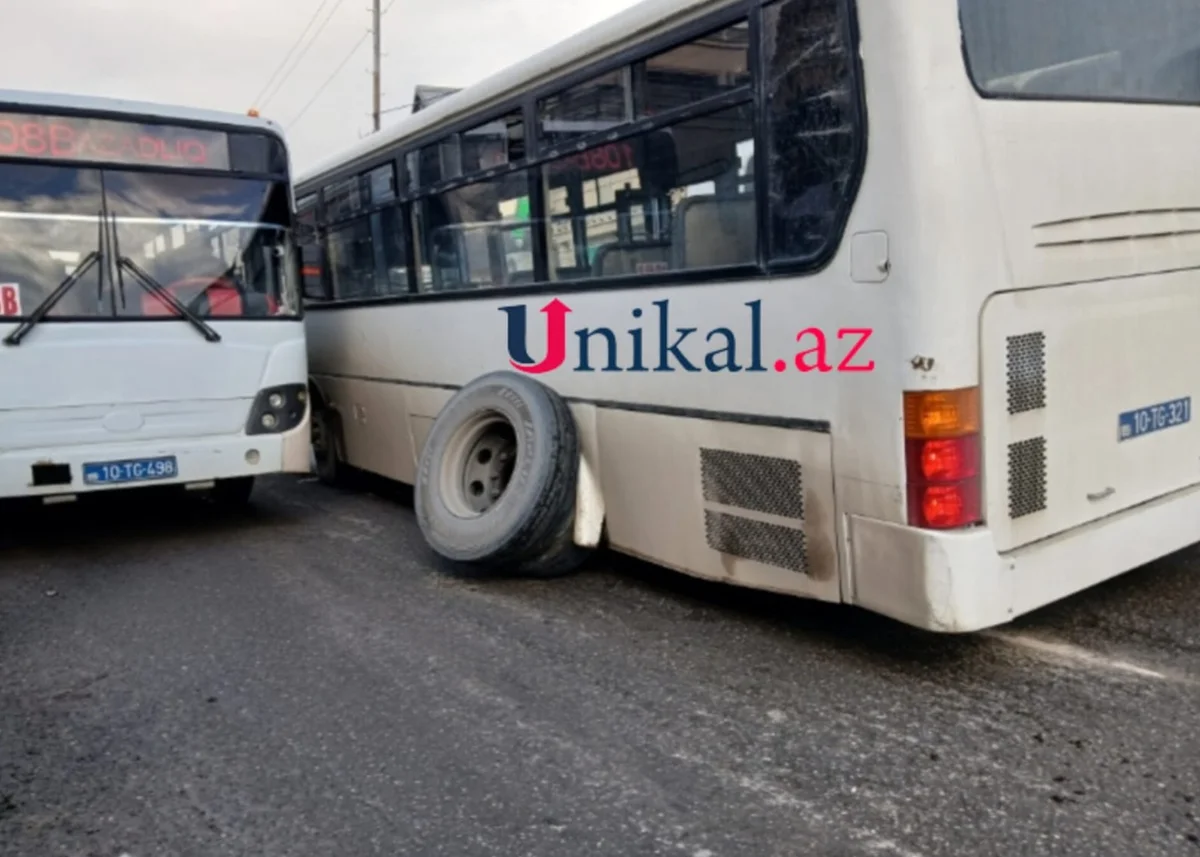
[0,112,232,170]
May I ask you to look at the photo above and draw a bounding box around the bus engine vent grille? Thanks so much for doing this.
[699,448,804,519]
[704,510,807,574]
[1006,331,1046,414]
[1008,436,1047,518]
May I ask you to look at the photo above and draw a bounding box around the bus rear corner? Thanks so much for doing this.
[848,269,1200,632]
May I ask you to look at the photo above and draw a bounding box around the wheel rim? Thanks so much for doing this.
[439,411,518,517]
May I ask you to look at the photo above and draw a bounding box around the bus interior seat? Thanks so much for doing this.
[671,193,756,270]
[592,241,673,278]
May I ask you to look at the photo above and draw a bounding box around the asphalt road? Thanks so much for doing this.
[1,475,1197,857]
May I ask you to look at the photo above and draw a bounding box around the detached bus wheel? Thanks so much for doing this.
[415,371,589,578]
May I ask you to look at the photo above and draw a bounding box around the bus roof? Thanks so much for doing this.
[0,88,284,136]
[297,0,731,186]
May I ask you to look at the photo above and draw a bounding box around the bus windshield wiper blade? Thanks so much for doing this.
[106,212,218,343]
[117,256,221,343]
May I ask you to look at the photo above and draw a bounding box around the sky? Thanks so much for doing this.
[0,0,642,172]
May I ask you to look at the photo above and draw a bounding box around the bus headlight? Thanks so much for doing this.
[247,384,308,435]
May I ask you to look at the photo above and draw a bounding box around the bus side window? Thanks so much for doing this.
[371,205,409,296]
[761,0,861,263]
[327,216,376,300]
[300,243,326,302]
[412,168,536,293]
[633,19,751,117]
[295,196,327,303]
[541,103,756,281]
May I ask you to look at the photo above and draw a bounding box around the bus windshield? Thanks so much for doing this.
[0,163,298,320]
[959,0,1200,105]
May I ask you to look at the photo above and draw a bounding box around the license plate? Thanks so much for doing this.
[1118,397,1191,442]
[82,455,179,485]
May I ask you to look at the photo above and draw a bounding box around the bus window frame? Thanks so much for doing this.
[295,0,867,311]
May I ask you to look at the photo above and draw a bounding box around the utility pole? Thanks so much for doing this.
[371,0,381,132]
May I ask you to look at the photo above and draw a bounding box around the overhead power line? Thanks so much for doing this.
[261,0,351,112]
[250,0,331,109]
[287,0,396,131]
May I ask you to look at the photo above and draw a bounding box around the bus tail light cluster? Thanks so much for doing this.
[903,387,983,529]
[246,384,308,435]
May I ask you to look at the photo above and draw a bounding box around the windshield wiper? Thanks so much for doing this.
[4,212,105,347]
[109,214,221,343]
[117,256,222,343]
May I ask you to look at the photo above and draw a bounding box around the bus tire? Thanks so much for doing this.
[311,400,345,486]
[415,370,588,577]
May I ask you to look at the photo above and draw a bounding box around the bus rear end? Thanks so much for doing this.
[0,97,310,504]
[853,1,1200,631]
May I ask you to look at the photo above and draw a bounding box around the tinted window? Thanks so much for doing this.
[366,164,396,204]
[539,69,631,146]
[762,0,861,262]
[106,173,296,318]
[323,176,364,222]
[635,21,752,116]
[370,206,409,296]
[105,172,289,224]
[960,0,1200,105]
[229,132,288,175]
[0,163,104,317]
[419,137,460,186]
[461,111,525,173]
[414,169,536,291]
[543,104,756,279]
[327,217,375,299]
[0,165,296,320]
[296,196,326,301]
[405,151,420,194]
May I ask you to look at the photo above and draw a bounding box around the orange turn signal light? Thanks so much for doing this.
[903,387,979,439]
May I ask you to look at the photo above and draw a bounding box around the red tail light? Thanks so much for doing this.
[903,388,983,530]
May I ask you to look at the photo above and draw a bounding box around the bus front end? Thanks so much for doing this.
[0,101,310,504]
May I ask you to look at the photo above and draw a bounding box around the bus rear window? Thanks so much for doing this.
[960,0,1200,105]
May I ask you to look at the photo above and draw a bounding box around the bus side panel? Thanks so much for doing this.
[404,386,455,474]
[315,374,418,485]
[596,409,840,602]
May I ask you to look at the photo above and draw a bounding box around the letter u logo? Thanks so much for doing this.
[499,299,572,374]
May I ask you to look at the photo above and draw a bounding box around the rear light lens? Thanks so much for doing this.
[906,435,980,482]
[907,478,982,529]
[903,388,983,530]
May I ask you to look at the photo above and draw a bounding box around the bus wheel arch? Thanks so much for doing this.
[415,370,592,577]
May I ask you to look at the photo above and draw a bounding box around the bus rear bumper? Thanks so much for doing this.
[847,481,1200,633]
[0,411,311,500]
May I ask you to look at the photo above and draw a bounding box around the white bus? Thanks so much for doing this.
[0,91,310,506]
[296,0,1200,632]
